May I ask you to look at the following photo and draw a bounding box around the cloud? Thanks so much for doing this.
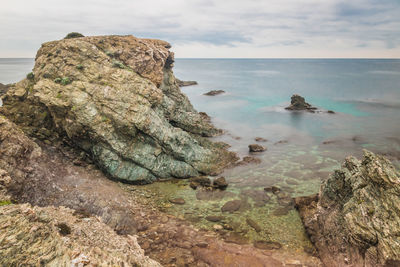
[0,0,399,57]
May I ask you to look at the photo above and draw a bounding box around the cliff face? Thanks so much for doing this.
[1,35,237,184]
[295,150,400,267]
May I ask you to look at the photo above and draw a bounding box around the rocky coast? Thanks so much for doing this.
[1,34,399,266]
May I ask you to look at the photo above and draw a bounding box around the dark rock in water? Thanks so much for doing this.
[189,176,212,189]
[295,150,400,267]
[221,200,242,213]
[176,79,198,87]
[264,186,281,194]
[196,188,234,200]
[285,94,317,111]
[199,112,211,123]
[235,156,262,166]
[204,90,225,96]
[253,240,282,250]
[212,177,228,190]
[255,137,268,142]
[248,144,266,152]
[205,215,225,222]
[1,35,238,184]
[169,198,185,205]
[327,110,335,114]
[246,218,262,232]
[273,206,293,216]
[241,189,270,207]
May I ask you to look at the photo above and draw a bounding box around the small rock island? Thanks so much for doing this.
[285,94,317,111]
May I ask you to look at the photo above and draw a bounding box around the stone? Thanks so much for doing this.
[213,224,223,231]
[221,199,242,213]
[176,79,198,87]
[246,218,262,232]
[169,198,185,205]
[205,215,225,222]
[255,137,268,142]
[213,177,228,190]
[203,90,225,96]
[327,110,335,114]
[253,241,282,250]
[248,144,266,152]
[295,150,400,267]
[264,186,281,194]
[285,94,317,111]
[1,35,238,184]
[0,204,160,266]
[223,232,249,245]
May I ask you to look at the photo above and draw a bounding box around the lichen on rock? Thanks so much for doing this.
[1,35,237,184]
[295,150,400,267]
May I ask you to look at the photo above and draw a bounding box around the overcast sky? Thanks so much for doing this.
[1,0,399,58]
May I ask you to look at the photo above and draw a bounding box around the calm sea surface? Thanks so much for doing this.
[2,58,400,253]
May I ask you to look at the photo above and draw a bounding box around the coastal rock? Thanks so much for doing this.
[204,90,225,96]
[0,204,160,267]
[176,79,198,87]
[1,35,237,184]
[169,198,185,205]
[249,144,266,152]
[206,215,225,222]
[213,176,228,190]
[0,83,11,96]
[285,94,317,111]
[295,150,400,267]
[235,156,262,166]
[255,137,268,142]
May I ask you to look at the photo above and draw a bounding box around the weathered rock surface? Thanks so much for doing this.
[249,144,266,152]
[0,83,11,96]
[1,35,237,184]
[295,150,400,267]
[204,90,225,96]
[285,94,317,111]
[176,78,198,87]
[0,204,160,267]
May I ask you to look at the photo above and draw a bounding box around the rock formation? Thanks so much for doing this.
[295,150,400,267]
[0,83,11,96]
[176,78,198,87]
[0,204,160,267]
[1,35,237,184]
[248,144,266,152]
[204,90,225,96]
[285,94,317,111]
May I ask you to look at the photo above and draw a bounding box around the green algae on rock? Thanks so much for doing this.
[1,35,237,184]
[295,150,400,267]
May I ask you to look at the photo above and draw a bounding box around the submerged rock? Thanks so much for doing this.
[235,156,262,166]
[169,198,185,205]
[295,150,400,267]
[248,144,266,152]
[176,79,198,87]
[213,176,228,190]
[221,199,243,213]
[253,240,282,250]
[1,35,237,184]
[204,90,225,96]
[285,94,317,111]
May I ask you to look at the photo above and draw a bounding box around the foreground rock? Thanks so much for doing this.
[0,204,160,267]
[176,78,198,87]
[295,150,400,267]
[285,94,317,111]
[204,90,225,96]
[1,35,237,184]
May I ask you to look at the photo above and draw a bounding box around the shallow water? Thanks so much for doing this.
[1,58,400,254]
[133,59,400,253]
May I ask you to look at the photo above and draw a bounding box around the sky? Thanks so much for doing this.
[0,0,400,58]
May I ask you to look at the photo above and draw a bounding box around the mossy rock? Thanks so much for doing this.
[64,32,85,39]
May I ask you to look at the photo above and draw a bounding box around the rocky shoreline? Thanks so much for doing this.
[1,34,399,266]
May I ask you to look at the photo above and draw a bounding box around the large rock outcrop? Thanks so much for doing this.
[0,204,160,267]
[1,35,237,184]
[295,150,400,267]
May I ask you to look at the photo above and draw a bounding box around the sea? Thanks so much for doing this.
[1,58,400,254]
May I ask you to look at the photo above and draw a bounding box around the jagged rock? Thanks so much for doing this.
[0,204,160,266]
[0,83,11,96]
[176,79,198,87]
[204,90,225,96]
[248,144,266,152]
[295,150,400,267]
[285,94,317,111]
[1,35,237,184]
